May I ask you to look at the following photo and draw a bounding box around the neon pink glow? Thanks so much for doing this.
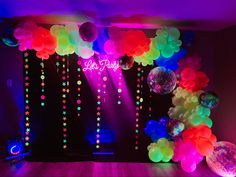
[82,59,120,72]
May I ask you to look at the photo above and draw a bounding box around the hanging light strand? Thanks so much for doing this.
[61,56,68,149]
[135,65,144,150]
[77,59,82,118]
[40,60,46,107]
[117,71,122,105]
[24,52,30,147]
[96,71,102,149]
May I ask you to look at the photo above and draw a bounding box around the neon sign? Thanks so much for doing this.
[82,59,120,72]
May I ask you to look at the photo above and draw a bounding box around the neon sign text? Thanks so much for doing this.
[82,59,120,72]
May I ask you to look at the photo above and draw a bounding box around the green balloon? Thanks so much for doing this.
[168,27,180,40]
[148,147,162,162]
[190,115,203,125]
[161,46,174,58]
[204,117,213,128]
[156,36,167,50]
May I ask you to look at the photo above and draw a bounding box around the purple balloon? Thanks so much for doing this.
[79,22,98,42]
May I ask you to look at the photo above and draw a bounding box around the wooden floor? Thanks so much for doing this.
[0,160,219,177]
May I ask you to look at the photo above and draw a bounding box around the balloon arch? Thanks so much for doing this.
[12,21,223,173]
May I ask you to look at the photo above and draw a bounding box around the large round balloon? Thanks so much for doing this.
[79,22,98,42]
[1,28,18,47]
[199,91,219,109]
[147,67,177,95]
[206,141,236,177]
[119,55,134,70]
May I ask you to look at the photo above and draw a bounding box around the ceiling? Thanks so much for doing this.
[1,0,236,30]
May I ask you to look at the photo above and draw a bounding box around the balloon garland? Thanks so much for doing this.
[12,21,229,174]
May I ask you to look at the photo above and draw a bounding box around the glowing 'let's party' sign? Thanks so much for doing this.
[82,59,120,72]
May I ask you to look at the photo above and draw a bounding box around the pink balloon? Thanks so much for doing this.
[104,40,116,55]
[173,140,203,173]
[181,160,196,173]
[14,21,37,51]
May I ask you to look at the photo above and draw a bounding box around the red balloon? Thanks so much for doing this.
[182,124,216,156]
[32,27,56,59]
[179,67,209,91]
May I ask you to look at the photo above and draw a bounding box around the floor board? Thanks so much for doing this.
[0,160,219,177]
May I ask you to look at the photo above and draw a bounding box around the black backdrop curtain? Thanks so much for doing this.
[24,51,172,161]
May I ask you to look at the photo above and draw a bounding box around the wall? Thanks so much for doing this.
[211,26,236,144]
[0,26,235,146]
[0,39,23,145]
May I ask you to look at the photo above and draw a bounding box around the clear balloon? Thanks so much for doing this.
[166,119,185,137]
[199,91,219,109]
[119,55,134,70]
[1,27,18,47]
[79,22,98,42]
[206,141,236,177]
[147,67,177,95]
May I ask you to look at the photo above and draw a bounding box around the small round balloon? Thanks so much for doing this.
[119,55,134,70]
[147,67,177,95]
[206,141,236,177]
[79,22,98,42]
[148,146,162,162]
[166,119,185,137]
[199,91,219,109]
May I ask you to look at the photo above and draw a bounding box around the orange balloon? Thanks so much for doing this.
[197,137,214,156]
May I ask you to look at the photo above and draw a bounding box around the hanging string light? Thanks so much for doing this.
[55,55,60,73]
[40,60,46,107]
[102,74,107,104]
[77,59,82,118]
[117,71,122,105]
[24,52,30,147]
[96,71,102,149]
[148,90,152,119]
[61,56,68,149]
[134,65,144,150]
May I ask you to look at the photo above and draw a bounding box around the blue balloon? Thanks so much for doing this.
[92,28,109,54]
[155,48,187,70]
[144,116,170,142]
[183,31,195,47]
